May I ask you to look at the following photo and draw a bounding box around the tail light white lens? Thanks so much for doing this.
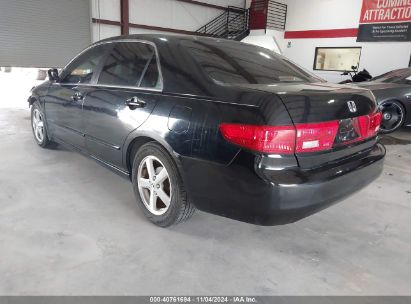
[219,124,295,154]
[219,112,381,154]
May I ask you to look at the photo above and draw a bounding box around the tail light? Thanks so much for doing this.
[295,121,339,153]
[219,124,295,154]
[369,112,382,135]
[220,112,381,154]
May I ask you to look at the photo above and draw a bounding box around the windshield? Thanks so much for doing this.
[372,68,411,83]
[182,39,323,85]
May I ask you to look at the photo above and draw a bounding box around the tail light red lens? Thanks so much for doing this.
[219,112,381,154]
[295,121,339,153]
[369,112,382,135]
[219,124,295,154]
[342,112,382,145]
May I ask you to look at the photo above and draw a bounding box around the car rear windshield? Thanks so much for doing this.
[182,39,322,85]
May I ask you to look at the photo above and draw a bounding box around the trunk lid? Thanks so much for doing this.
[236,82,377,123]
[235,82,381,169]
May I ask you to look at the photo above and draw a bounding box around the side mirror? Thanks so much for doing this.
[48,68,60,82]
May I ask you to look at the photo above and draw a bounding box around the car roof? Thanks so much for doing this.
[89,34,270,97]
[93,33,244,46]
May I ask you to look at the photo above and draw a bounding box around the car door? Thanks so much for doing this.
[82,41,162,169]
[44,44,110,150]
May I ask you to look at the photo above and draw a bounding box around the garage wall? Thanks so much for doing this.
[280,0,411,83]
[242,29,283,54]
[0,0,91,68]
[91,0,246,41]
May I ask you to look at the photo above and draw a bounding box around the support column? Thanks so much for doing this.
[120,0,129,35]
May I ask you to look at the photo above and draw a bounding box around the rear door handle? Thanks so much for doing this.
[126,96,146,108]
[71,92,84,101]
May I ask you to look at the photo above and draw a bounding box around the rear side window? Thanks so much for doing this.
[61,44,107,84]
[98,42,161,88]
[182,40,320,84]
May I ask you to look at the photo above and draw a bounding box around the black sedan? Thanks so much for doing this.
[356,68,411,133]
[29,34,385,226]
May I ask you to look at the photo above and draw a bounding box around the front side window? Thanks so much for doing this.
[61,45,107,84]
[98,42,161,88]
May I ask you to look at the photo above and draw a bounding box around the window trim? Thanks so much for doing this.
[59,44,111,85]
[57,39,164,92]
[313,46,362,72]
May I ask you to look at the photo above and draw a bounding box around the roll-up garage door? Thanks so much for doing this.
[0,0,91,67]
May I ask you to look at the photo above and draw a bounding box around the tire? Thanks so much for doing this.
[379,100,405,134]
[31,102,53,148]
[131,142,195,227]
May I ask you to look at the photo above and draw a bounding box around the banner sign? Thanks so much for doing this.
[357,0,411,42]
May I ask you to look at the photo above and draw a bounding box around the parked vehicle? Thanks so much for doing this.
[339,66,373,84]
[29,35,385,226]
[355,67,411,133]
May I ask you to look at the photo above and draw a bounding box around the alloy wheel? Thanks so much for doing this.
[137,155,172,216]
[379,102,404,133]
[32,108,45,143]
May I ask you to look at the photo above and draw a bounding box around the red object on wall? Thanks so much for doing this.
[284,28,359,39]
[249,0,268,30]
[359,0,411,24]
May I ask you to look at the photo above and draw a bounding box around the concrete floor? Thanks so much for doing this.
[1,108,411,296]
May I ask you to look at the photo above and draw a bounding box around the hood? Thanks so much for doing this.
[353,81,406,91]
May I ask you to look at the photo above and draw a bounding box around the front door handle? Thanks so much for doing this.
[126,96,146,109]
[71,92,84,101]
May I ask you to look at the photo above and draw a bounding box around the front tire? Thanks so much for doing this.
[31,103,53,148]
[379,100,405,134]
[131,142,195,227]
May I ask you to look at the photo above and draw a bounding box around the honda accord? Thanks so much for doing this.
[28,35,385,226]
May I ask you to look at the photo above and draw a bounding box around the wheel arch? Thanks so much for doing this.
[29,95,48,115]
[28,96,38,107]
[123,132,184,181]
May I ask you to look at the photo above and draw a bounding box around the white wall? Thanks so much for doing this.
[90,0,121,41]
[279,0,411,83]
[90,0,245,41]
[242,29,283,54]
[284,0,362,31]
[130,0,244,31]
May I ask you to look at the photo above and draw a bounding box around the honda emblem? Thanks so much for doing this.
[347,100,357,113]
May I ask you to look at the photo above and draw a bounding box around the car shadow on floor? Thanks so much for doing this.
[380,126,411,146]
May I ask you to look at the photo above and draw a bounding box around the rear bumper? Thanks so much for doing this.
[183,143,385,225]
